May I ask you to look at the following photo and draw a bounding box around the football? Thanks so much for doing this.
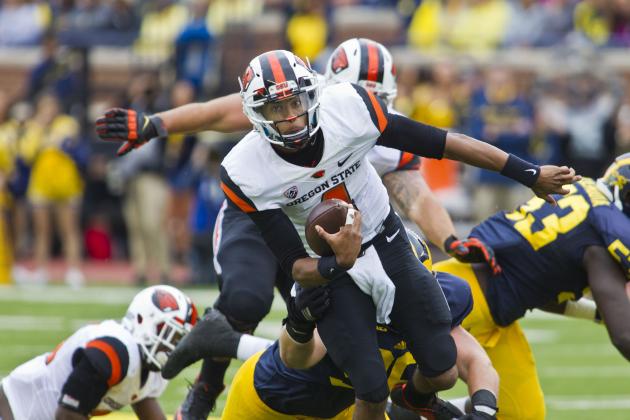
[305,199,350,256]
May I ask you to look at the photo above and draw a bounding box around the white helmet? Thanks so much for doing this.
[239,50,321,150]
[122,285,198,370]
[325,38,397,106]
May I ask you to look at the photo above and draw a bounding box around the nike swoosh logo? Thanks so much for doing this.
[386,228,400,243]
[525,169,537,175]
[338,153,353,167]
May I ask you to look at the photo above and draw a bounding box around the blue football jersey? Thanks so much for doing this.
[252,272,472,418]
[471,178,630,326]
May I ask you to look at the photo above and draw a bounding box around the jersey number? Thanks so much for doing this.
[505,186,589,250]
[322,183,352,204]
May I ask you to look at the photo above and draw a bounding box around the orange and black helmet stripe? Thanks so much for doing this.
[359,39,384,84]
[259,51,296,90]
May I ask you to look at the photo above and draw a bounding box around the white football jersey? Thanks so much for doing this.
[1,320,167,419]
[222,82,392,252]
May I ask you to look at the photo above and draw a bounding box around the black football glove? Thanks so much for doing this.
[444,235,501,275]
[95,108,167,156]
[161,308,241,379]
[284,284,331,343]
[458,390,498,420]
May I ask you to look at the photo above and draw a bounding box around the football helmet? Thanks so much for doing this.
[407,229,433,272]
[325,38,397,106]
[239,50,320,150]
[122,285,198,370]
[599,152,630,217]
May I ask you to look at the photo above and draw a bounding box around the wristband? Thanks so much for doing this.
[147,115,168,139]
[500,154,540,188]
[283,317,315,343]
[317,255,348,280]
[470,389,498,417]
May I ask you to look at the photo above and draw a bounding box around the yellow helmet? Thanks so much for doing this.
[600,152,630,217]
[406,229,433,272]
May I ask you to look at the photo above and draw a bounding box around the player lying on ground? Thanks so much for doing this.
[0,286,198,420]
[433,153,630,420]
[99,49,577,420]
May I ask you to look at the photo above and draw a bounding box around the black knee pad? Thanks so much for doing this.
[417,332,457,377]
[213,289,271,333]
[355,378,390,403]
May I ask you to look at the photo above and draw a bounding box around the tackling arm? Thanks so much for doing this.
[279,327,328,370]
[452,326,499,397]
[381,169,455,251]
[585,245,630,361]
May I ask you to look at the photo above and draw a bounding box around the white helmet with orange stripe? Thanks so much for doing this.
[325,38,397,106]
[239,50,321,150]
[122,285,198,370]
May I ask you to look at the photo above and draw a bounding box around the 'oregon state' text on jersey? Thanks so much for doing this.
[471,178,630,326]
[252,272,472,418]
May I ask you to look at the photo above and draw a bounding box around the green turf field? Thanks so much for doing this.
[1,284,629,419]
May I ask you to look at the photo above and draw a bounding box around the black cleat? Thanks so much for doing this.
[162,309,242,379]
[174,380,225,420]
[390,383,463,420]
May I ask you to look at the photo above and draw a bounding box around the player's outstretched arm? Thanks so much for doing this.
[382,170,501,273]
[131,398,166,420]
[156,92,248,134]
[382,170,455,250]
[442,132,580,205]
[96,93,249,156]
[585,245,630,361]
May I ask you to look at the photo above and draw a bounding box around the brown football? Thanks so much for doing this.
[305,199,349,256]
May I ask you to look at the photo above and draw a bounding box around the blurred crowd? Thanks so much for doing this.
[1,0,630,286]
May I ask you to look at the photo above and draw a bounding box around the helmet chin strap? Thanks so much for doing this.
[596,178,623,211]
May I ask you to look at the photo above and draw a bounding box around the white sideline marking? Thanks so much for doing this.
[547,396,630,410]
[0,285,289,310]
[540,366,630,377]
[0,315,64,330]
[522,328,559,343]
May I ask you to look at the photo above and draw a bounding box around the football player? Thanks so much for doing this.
[97,38,504,419]
[0,285,198,420]
[221,231,499,420]
[433,153,630,419]
[99,48,576,419]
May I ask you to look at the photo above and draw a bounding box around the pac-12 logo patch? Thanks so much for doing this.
[152,290,179,312]
[331,48,348,74]
[284,186,298,199]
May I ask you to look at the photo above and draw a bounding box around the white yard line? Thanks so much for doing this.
[547,396,630,410]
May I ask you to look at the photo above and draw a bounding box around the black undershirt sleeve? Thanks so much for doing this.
[377,113,447,159]
[231,202,309,275]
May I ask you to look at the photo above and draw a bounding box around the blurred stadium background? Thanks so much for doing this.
[1,0,630,418]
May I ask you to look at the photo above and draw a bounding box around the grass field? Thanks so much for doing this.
[1,284,630,419]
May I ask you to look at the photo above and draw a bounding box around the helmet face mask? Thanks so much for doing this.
[239,51,321,150]
[122,285,198,370]
[325,38,397,107]
[600,152,630,217]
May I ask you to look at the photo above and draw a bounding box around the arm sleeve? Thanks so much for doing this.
[248,208,310,276]
[377,113,447,159]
